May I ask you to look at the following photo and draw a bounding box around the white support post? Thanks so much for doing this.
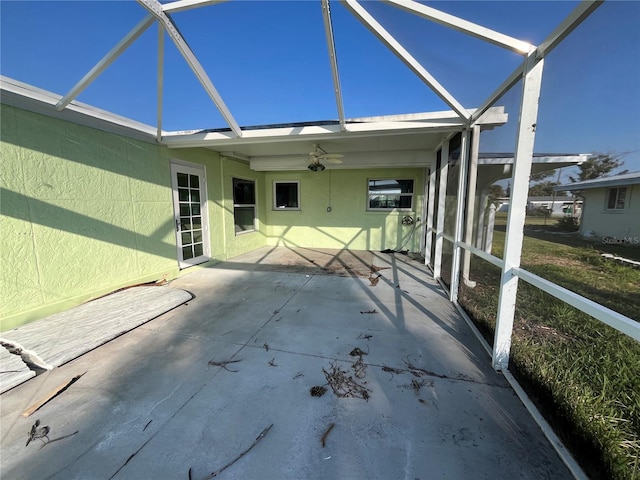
[475,192,488,248]
[433,142,449,279]
[56,15,155,111]
[493,52,544,371]
[156,23,165,142]
[137,0,243,137]
[321,0,346,131]
[450,129,469,303]
[462,125,480,284]
[424,159,437,267]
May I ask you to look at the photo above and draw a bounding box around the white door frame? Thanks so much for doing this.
[170,160,211,268]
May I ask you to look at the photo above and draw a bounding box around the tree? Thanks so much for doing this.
[487,184,506,200]
[529,181,565,197]
[570,153,626,182]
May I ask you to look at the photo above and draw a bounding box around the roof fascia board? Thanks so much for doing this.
[536,0,603,61]
[163,120,464,148]
[1,77,158,143]
[56,15,155,111]
[162,0,227,14]
[136,0,243,137]
[383,0,533,54]
[341,0,470,121]
[321,0,346,131]
[555,174,640,191]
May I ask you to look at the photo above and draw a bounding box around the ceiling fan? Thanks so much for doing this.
[308,143,343,171]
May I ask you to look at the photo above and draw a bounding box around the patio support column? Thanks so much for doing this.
[424,159,437,266]
[493,51,544,371]
[462,125,481,284]
[433,141,449,280]
[450,129,469,303]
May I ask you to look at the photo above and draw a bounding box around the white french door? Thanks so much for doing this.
[170,161,210,268]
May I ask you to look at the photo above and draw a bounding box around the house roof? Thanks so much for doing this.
[555,172,640,191]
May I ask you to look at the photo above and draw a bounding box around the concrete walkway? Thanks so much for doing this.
[0,247,573,479]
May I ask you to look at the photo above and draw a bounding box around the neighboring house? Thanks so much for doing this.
[555,172,640,242]
[527,196,581,217]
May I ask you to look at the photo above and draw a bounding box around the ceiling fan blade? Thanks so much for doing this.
[326,158,343,164]
[322,153,344,159]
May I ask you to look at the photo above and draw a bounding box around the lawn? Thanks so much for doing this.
[458,215,640,480]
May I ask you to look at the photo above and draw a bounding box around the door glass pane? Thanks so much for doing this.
[191,189,200,203]
[177,173,189,187]
[182,246,194,260]
[191,203,200,215]
[180,217,191,230]
[193,230,203,243]
[179,188,189,201]
[190,175,199,189]
[180,204,190,216]
[193,243,204,257]
[192,216,202,229]
[181,232,192,244]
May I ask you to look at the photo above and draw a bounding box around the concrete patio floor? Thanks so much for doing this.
[0,247,572,479]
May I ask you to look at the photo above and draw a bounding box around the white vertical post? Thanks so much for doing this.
[450,129,469,303]
[484,204,496,254]
[424,159,437,266]
[433,142,449,280]
[476,193,487,248]
[156,23,165,142]
[493,52,544,371]
[462,125,480,283]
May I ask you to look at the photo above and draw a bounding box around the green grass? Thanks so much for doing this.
[458,222,640,480]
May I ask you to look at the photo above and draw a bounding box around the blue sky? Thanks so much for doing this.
[1,1,639,176]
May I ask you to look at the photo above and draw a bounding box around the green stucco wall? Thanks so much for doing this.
[264,169,424,251]
[1,105,178,330]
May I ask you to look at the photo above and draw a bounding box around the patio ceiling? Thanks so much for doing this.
[33,0,600,167]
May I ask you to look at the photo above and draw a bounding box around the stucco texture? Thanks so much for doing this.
[1,105,178,330]
[264,168,425,252]
[580,184,640,240]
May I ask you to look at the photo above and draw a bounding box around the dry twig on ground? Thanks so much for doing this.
[321,423,335,447]
[208,359,242,372]
[202,424,273,479]
[322,362,370,400]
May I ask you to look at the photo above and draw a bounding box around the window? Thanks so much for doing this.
[273,181,300,210]
[233,178,256,234]
[606,187,627,210]
[368,179,414,210]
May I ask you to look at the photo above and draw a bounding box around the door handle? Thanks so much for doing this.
[176,219,180,232]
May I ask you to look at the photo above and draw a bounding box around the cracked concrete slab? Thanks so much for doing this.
[0,248,574,479]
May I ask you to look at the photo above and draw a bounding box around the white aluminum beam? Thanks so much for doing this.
[56,15,155,111]
[449,129,469,303]
[424,159,437,266]
[321,0,346,131]
[137,0,242,137]
[163,0,227,14]
[537,1,603,60]
[432,141,449,279]
[342,0,470,121]
[156,23,165,142]
[384,0,533,54]
[493,52,544,371]
[462,125,480,282]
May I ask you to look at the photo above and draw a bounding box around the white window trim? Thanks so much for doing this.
[273,180,301,211]
[232,177,257,235]
[604,186,627,212]
[367,178,415,212]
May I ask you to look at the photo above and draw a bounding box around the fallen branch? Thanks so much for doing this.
[207,359,242,373]
[321,423,335,447]
[22,372,87,417]
[322,363,370,401]
[203,424,274,479]
[268,358,277,367]
[381,365,405,380]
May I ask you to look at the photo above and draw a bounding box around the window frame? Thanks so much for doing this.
[232,177,257,235]
[605,187,627,211]
[273,180,301,211]
[366,178,415,212]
